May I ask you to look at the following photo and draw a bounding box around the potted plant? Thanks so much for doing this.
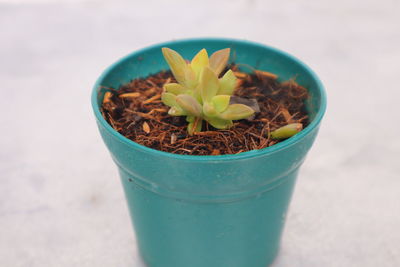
[92,38,326,267]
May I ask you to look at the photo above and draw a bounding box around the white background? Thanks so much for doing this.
[1,0,399,266]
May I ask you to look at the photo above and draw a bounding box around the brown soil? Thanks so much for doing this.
[100,65,309,155]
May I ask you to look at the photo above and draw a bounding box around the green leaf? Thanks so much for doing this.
[186,116,195,123]
[190,48,209,79]
[209,48,230,76]
[200,66,219,103]
[168,106,186,116]
[161,92,178,107]
[203,101,217,117]
[211,95,230,113]
[184,64,197,89]
[193,83,203,103]
[271,123,303,139]
[219,104,254,120]
[207,117,233,129]
[187,118,202,135]
[164,83,186,95]
[176,94,202,117]
[162,47,189,85]
[218,70,237,95]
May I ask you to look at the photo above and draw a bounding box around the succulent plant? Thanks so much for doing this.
[161,47,255,135]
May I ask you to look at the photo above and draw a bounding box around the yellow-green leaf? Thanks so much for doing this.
[187,118,202,135]
[190,48,209,78]
[162,47,189,86]
[211,95,230,113]
[176,94,202,117]
[271,123,303,139]
[164,83,185,95]
[161,92,178,107]
[203,101,217,117]
[168,106,186,116]
[209,48,230,76]
[200,66,219,102]
[193,83,203,103]
[218,70,237,95]
[186,116,195,123]
[207,118,233,129]
[219,104,254,120]
[183,64,197,89]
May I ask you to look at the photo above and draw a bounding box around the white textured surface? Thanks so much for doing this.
[1,0,400,266]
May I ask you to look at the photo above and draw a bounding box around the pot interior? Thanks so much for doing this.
[95,38,325,132]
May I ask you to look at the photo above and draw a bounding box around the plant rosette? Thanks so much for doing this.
[92,38,326,267]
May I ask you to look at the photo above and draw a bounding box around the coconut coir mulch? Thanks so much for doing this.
[101,65,309,155]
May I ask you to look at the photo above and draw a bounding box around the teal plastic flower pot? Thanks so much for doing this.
[92,38,326,267]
